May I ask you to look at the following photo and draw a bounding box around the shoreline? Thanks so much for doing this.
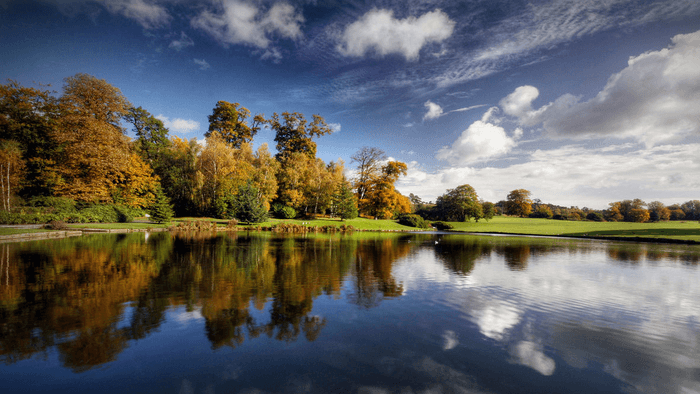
[2,224,699,246]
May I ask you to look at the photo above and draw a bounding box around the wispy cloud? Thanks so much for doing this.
[433,0,700,88]
[156,114,200,133]
[169,31,194,51]
[337,8,455,61]
[99,0,170,29]
[193,58,210,70]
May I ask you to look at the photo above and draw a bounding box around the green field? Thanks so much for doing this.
[447,216,700,242]
[0,228,49,235]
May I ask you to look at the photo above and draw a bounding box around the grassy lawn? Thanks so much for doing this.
[447,216,700,242]
[0,228,50,235]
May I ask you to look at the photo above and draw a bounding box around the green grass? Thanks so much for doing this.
[446,216,700,242]
[0,228,50,235]
[68,222,170,230]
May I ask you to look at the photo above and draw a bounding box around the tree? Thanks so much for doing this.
[482,201,495,220]
[0,140,25,211]
[206,101,264,148]
[435,184,482,222]
[648,201,670,222]
[351,147,387,203]
[125,106,171,170]
[232,183,268,224]
[506,189,532,217]
[149,186,174,224]
[363,161,410,219]
[0,80,61,196]
[628,208,650,223]
[530,205,553,219]
[268,112,333,161]
[605,202,624,222]
[681,200,700,220]
[332,182,358,220]
[54,73,132,202]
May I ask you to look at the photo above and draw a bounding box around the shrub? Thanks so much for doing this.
[280,206,297,219]
[398,214,431,229]
[44,220,68,230]
[586,212,605,222]
[432,221,454,231]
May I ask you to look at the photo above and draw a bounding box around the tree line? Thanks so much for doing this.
[0,74,416,223]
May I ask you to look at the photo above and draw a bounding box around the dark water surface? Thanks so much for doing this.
[2,231,700,393]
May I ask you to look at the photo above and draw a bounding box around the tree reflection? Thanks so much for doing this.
[349,236,410,308]
[434,237,492,276]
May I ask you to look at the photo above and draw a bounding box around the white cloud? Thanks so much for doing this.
[442,330,459,350]
[519,30,700,146]
[423,100,443,120]
[510,341,556,376]
[191,0,303,50]
[499,85,539,120]
[99,0,170,29]
[169,31,194,51]
[400,143,700,209]
[337,8,455,61]
[156,114,200,133]
[436,119,517,165]
[193,58,210,70]
[328,122,341,133]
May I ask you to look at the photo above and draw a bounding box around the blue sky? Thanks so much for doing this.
[2,0,700,208]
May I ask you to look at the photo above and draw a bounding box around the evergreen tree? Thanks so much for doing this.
[150,186,174,224]
[232,183,268,224]
[333,183,358,220]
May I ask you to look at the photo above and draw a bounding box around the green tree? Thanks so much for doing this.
[125,106,171,171]
[482,201,495,221]
[0,80,61,196]
[206,101,264,148]
[149,186,174,224]
[648,201,670,222]
[268,112,333,161]
[506,189,533,217]
[332,182,358,220]
[435,184,482,222]
[232,183,268,224]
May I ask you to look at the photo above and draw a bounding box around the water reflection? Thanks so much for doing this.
[2,232,700,394]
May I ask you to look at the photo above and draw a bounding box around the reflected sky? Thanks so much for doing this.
[1,233,700,393]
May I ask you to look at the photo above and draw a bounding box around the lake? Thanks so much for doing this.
[1,231,700,393]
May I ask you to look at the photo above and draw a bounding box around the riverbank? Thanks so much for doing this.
[2,216,699,244]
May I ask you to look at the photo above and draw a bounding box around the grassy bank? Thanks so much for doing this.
[5,216,700,243]
[448,216,700,242]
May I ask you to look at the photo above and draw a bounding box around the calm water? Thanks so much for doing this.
[2,231,700,394]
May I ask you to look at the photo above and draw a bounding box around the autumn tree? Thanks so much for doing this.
[0,140,25,211]
[363,161,411,219]
[54,73,132,202]
[206,101,264,148]
[435,184,482,222]
[506,189,533,217]
[605,202,624,222]
[268,112,333,161]
[351,147,387,204]
[681,200,700,220]
[647,201,670,222]
[628,208,650,223]
[668,204,685,220]
[0,80,61,196]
